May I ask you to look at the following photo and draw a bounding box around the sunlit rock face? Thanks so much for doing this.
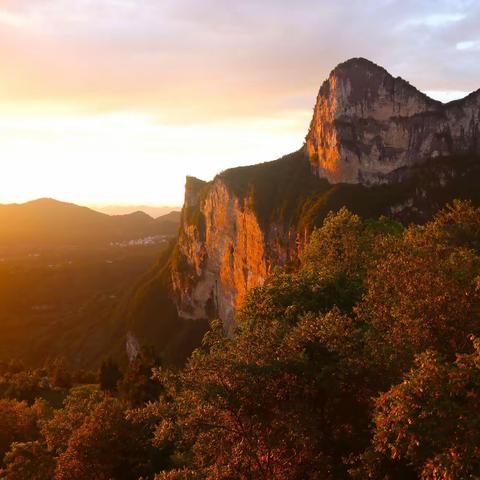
[172,177,265,334]
[172,176,299,334]
[305,58,480,184]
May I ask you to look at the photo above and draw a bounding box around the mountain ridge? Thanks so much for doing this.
[92,204,181,218]
[0,198,181,245]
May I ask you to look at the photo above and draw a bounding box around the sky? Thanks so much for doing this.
[0,0,479,206]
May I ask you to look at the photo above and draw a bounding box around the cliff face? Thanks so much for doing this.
[172,175,298,333]
[170,58,480,333]
[305,58,480,184]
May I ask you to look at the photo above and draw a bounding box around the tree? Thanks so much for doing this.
[149,203,480,479]
[0,369,48,404]
[99,358,122,394]
[55,398,158,480]
[358,219,480,384]
[152,308,370,479]
[0,399,42,467]
[2,202,478,479]
[119,346,163,407]
[420,199,480,252]
[370,340,480,479]
[302,208,402,281]
[0,441,55,480]
[42,385,103,456]
[46,358,72,390]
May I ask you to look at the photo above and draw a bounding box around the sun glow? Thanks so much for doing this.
[0,0,478,206]
[0,106,309,205]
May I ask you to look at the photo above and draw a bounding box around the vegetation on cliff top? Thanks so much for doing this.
[219,150,480,232]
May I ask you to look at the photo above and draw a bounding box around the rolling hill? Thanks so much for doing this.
[0,198,180,245]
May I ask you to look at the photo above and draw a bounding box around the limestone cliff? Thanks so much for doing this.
[170,58,480,333]
[305,58,480,184]
[172,173,299,333]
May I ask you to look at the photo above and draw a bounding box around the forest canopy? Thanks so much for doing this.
[1,200,480,479]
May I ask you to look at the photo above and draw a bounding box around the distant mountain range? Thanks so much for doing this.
[93,205,181,218]
[0,198,181,245]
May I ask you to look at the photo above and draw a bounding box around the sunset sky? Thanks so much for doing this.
[0,0,479,206]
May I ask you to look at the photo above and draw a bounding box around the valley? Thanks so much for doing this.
[0,201,180,368]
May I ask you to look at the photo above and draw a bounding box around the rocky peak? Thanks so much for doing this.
[326,58,439,117]
[305,58,479,184]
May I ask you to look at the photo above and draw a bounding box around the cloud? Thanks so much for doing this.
[398,11,466,29]
[0,0,479,121]
[456,40,480,50]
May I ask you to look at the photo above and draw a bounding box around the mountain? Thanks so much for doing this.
[123,57,480,360]
[153,210,181,230]
[305,58,480,184]
[0,198,181,245]
[93,205,181,218]
[0,199,182,368]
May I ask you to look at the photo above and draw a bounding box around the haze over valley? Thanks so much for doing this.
[0,199,181,367]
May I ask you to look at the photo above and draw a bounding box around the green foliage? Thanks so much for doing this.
[46,358,72,390]
[121,151,480,372]
[219,150,329,228]
[302,208,403,279]
[152,310,370,479]
[124,241,209,366]
[358,229,480,382]
[219,151,480,235]
[418,198,480,251]
[239,269,363,329]
[0,350,172,478]
[0,239,170,370]
[0,369,48,404]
